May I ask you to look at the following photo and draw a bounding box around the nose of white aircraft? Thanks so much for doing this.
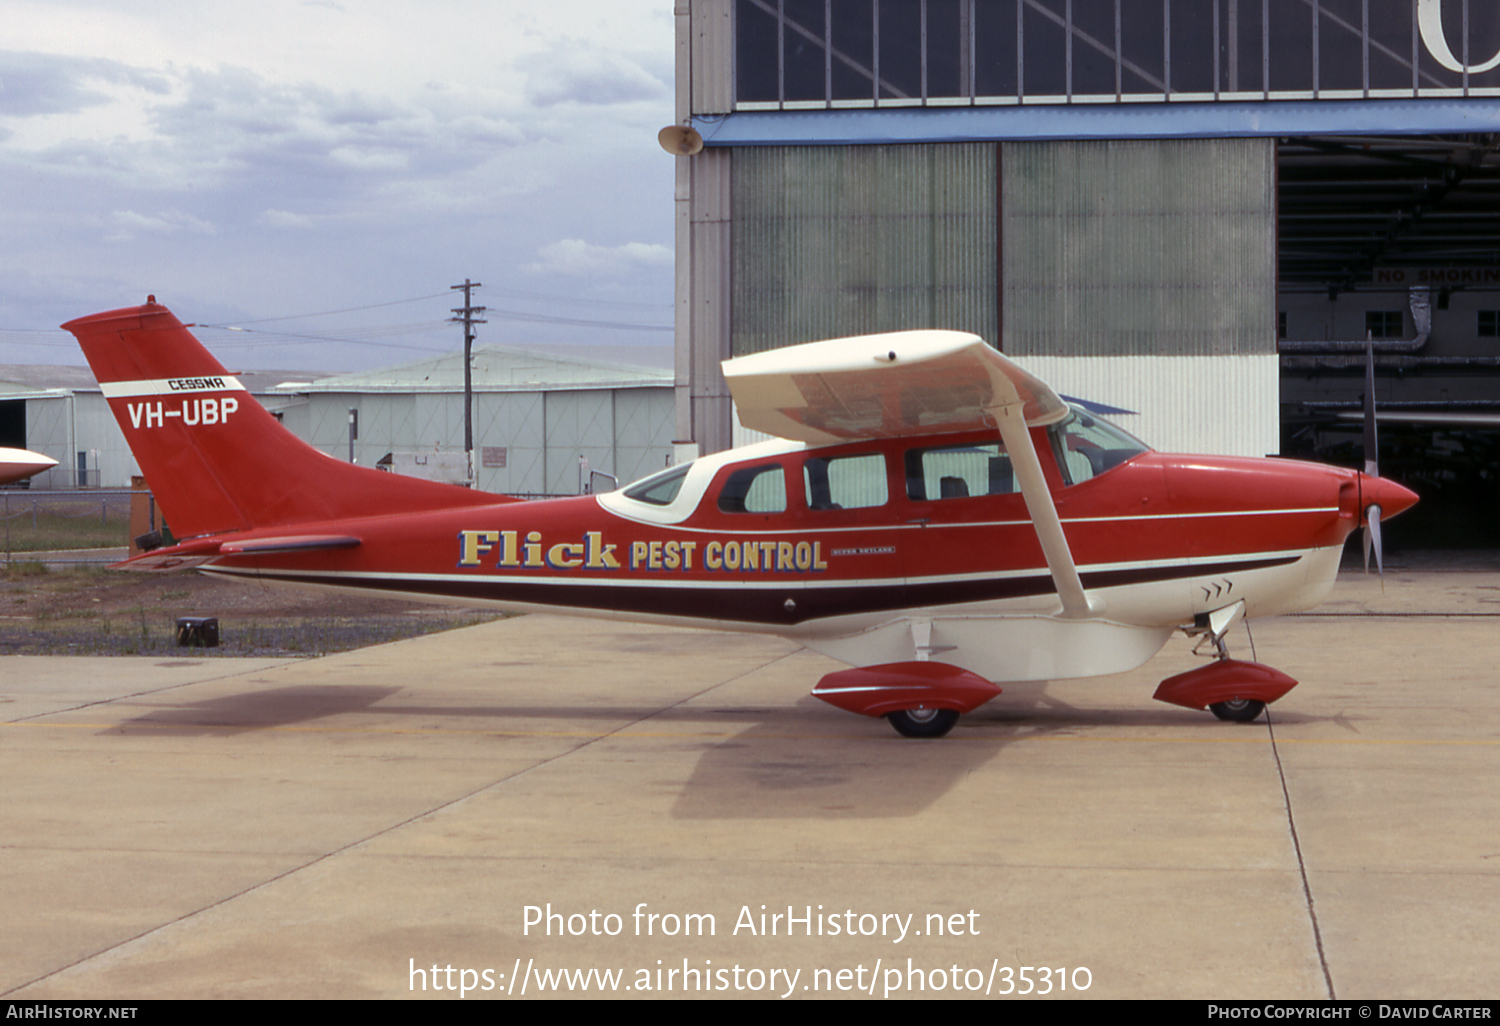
[0,447,59,485]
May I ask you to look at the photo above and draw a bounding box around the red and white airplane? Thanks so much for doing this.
[0,447,58,486]
[64,299,1418,737]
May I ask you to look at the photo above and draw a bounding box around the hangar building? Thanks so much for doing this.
[1,345,673,497]
[282,344,673,495]
[670,0,1500,493]
[0,366,291,491]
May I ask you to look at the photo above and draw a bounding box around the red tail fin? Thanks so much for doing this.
[64,301,501,539]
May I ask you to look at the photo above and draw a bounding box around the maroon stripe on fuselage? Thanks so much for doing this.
[224,555,1298,626]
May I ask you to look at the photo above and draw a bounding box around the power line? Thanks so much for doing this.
[223,291,457,324]
[216,286,671,323]
[194,329,456,354]
[479,286,671,311]
[0,287,673,354]
[482,306,671,332]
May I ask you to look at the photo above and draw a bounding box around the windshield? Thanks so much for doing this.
[1048,406,1149,487]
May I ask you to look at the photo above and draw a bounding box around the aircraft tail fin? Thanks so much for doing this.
[63,300,501,539]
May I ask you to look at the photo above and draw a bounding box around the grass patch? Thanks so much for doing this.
[0,494,133,553]
[0,564,504,657]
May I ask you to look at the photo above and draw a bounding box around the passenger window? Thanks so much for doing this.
[717,464,787,514]
[803,453,887,511]
[904,443,1015,501]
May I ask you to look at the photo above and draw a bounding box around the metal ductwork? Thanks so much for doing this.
[1280,288,1442,370]
[1280,287,1431,355]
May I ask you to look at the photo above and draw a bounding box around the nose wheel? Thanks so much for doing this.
[1208,697,1266,723]
[1156,601,1290,724]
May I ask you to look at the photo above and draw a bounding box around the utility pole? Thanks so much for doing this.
[450,279,486,486]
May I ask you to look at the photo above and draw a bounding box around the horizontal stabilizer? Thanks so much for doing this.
[218,534,362,555]
[110,533,362,572]
[110,537,225,573]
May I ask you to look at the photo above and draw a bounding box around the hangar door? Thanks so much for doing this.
[0,401,24,449]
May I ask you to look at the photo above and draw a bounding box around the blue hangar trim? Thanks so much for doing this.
[694,97,1500,147]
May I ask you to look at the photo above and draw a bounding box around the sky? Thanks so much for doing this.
[0,0,677,374]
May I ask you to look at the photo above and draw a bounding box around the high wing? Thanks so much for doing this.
[723,330,1097,617]
[722,329,1070,443]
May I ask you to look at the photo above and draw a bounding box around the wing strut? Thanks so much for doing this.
[719,330,1097,618]
[992,404,1098,619]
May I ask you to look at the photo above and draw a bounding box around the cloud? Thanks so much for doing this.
[527,238,673,277]
[521,43,667,107]
[0,50,168,118]
[0,61,522,211]
[107,209,217,239]
[259,209,315,229]
[148,66,337,145]
[0,2,676,370]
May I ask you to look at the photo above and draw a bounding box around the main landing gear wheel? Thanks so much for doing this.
[1209,698,1266,723]
[886,708,960,738]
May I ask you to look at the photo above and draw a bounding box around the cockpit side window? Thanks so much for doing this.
[803,453,887,511]
[623,464,689,506]
[904,442,1015,501]
[717,463,787,514]
[1047,407,1149,487]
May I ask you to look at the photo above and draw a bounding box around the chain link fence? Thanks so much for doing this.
[0,483,606,564]
[0,487,576,565]
[1,489,137,563]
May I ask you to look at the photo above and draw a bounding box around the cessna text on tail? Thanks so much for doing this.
[63,300,1416,737]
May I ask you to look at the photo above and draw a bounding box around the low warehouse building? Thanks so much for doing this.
[2,343,673,498]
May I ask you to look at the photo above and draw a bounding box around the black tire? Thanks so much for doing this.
[1209,698,1266,723]
[886,708,960,738]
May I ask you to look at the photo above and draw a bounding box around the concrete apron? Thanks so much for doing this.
[1,567,1497,1000]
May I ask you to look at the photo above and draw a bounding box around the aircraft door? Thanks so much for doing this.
[795,450,907,618]
[899,438,1036,609]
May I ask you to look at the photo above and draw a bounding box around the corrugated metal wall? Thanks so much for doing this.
[704,137,1279,457]
[731,143,998,356]
[681,149,733,456]
[23,396,72,488]
[690,0,733,115]
[23,394,141,489]
[1001,138,1276,358]
[304,389,673,495]
[1016,354,1281,459]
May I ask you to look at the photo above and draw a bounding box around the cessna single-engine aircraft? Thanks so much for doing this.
[64,300,1418,737]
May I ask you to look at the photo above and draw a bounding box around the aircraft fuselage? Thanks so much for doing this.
[192,428,1394,683]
